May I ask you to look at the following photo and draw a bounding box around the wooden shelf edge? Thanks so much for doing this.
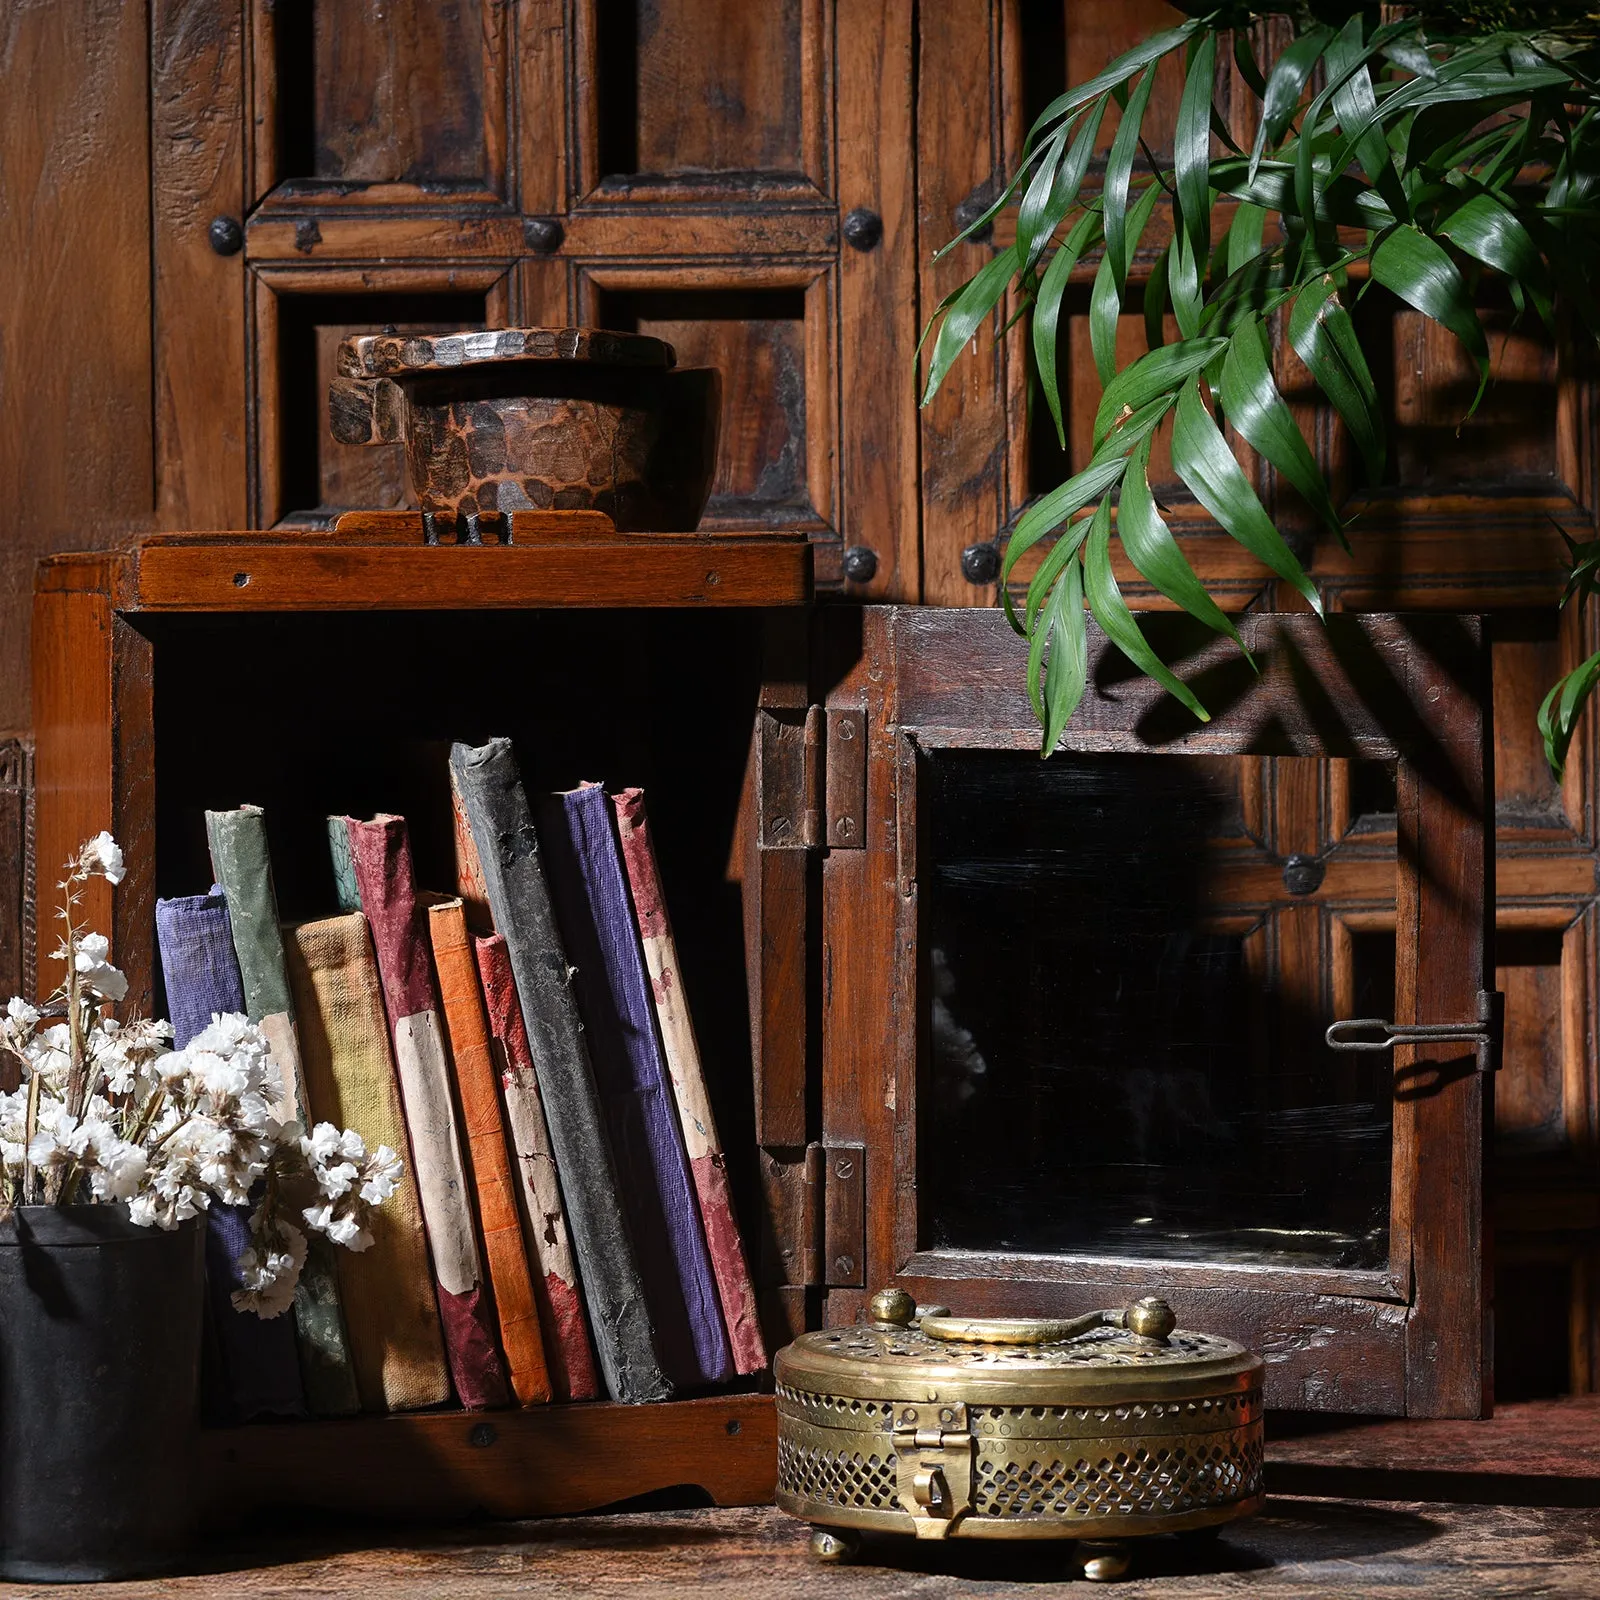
[1265,1395,1600,1506]
[201,1393,778,1525]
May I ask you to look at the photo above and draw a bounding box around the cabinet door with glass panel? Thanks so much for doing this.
[819,609,1492,1418]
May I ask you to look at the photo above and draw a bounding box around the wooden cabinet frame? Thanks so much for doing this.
[818,608,1493,1418]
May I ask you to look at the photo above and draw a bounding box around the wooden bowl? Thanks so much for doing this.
[329,328,720,531]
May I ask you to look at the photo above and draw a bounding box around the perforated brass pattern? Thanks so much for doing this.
[774,1311,1266,1542]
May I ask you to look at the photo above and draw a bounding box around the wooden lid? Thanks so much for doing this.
[337,326,676,379]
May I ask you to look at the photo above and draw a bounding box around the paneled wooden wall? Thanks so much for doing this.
[0,0,1594,1399]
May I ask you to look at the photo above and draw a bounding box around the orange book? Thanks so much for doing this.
[427,897,552,1405]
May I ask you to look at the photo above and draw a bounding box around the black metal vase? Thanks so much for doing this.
[0,1205,205,1581]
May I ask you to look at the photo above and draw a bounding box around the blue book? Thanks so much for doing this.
[540,783,732,1389]
[155,889,305,1423]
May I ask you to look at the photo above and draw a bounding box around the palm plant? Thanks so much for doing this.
[921,2,1600,769]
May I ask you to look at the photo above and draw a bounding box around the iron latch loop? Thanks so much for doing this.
[1325,989,1503,1073]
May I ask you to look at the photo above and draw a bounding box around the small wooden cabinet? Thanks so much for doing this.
[31,523,1494,1524]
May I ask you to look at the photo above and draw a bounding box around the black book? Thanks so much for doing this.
[449,737,670,1403]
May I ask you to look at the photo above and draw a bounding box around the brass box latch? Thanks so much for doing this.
[891,1400,973,1538]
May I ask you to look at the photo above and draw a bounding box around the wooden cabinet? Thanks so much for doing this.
[5,0,1599,1406]
[769,608,1494,1418]
[33,517,810,1517]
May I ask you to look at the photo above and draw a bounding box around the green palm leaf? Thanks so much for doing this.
[1118,436,1251,663]
[1033,211,1104,449]
[1287,275,1384,485]
[1104,67,1160,303]
[921,242,1021,407]
[1036,551,1089,755]
[1368,223,1490,413]
[1172,378,1323,615]
[1175,31,1217,270]
[1085,494,1210,722]
[1219,318,1342,538]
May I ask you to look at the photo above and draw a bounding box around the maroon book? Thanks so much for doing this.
[341,814,509,1410]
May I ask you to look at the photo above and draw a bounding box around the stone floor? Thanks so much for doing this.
[3,1498,1597,1599]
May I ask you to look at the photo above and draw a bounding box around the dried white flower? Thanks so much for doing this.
[79,832,126,887]
[1,839,404,1316]
[73,933,128,1003]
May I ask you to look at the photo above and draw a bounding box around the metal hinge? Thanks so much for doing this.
[757,706,866,852]
[1326,988,1504,1074]
[758,1141,865,1290]
[891,1400,974,1539]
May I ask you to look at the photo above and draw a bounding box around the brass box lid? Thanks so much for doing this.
[775,1292,1263,1411]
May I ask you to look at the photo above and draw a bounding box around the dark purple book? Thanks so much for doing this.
[155,890,305,1423]
[539,783,733,1388]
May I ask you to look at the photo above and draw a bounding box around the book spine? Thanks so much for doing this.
[428,898,553,1405]
[449,738,669,1403]
[448,762,494,935]
[204,806,361,1418]
[284,913,452,1412]
[342,815,510,1410]
[475,931,600,1402]
[327,816,362,913]
[611,787,767,1376]
[542,783,733,1389]
[155,891,305,1423]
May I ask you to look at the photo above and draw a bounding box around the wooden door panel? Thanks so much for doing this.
[583,0,820,185]
[252,274,506,527]
[591,281,830,530]
[824,607,1491,1416]
[259,0,508,199]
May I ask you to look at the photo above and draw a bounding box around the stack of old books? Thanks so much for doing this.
[154,738,765,1420]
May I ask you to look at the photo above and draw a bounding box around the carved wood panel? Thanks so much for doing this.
[915,3,1600,1403]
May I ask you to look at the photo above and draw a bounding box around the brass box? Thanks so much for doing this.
[774,1292,1264,1559]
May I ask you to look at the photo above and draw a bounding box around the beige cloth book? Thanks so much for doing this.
[284,913,451,1413]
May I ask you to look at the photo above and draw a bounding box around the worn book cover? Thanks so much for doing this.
[341,814,510,1410]
[428,897,552,1405]
[155,890,306,1423]
[205,805,360,1418]
[542,782,733,1389]
[284,913,451,1412]
[449,737,669,1403]
[612,787,767,1375]
[476,930,599,1402]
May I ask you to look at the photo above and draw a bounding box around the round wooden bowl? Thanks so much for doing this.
[329,327,720,531]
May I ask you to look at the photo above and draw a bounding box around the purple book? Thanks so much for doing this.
[155,890,305,1423]
[540,783,733,1388]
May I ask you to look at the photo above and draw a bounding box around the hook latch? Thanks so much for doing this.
[1325,989,1503,1073]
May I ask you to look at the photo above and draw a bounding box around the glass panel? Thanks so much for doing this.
[923,749,1396,1270]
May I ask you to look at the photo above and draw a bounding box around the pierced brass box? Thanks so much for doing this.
[774,1289,1264,1579]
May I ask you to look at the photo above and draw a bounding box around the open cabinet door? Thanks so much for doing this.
[820,609,1493,1418]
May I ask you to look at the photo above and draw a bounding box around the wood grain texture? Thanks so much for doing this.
[18,1496,1600,1597]
[198,1395,775,1526]
[152,0,247,530]
[863,607,1489,1415]
[0,0,154,733]
[300,0,502,189]
[129,535,812,611]
[836,0,920,600]
[30,580,155,1018]
[916,0,1012,607]
[0,740,30,1005]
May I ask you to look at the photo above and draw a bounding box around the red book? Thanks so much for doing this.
[611,787,767,1375]
[341,814,510,1410]
[475,932,600,1402]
